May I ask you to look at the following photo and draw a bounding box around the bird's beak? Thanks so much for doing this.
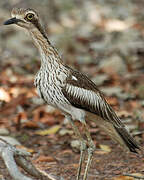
[3,17,21,25]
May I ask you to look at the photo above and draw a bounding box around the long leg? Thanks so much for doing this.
[83,123,95,180]
[77,138,87,180]
[66,116,87,180]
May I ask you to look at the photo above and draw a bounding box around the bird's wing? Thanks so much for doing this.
[62,67,124,127]
[62,67,140,152]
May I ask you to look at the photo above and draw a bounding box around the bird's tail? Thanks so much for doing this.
[114,125,139,153]
[87,112,140,153]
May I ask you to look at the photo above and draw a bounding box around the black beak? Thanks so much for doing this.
[3,17,21,25]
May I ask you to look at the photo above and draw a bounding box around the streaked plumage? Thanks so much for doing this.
[4,8,140,180]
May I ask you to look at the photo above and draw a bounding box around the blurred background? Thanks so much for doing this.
[0,0,144,179]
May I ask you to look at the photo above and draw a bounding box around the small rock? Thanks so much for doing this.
[0,128,9,135]
[0,136,21,146]
[31,97,44,105]
[70,140,80,151]
[77,55,93,64]
[100,86,123,96]
[45,105,57,113]
[99,55,127,74]
[91,74,109,86]
[100,86,134,100]
[126,124,137,132]
[117,92,135,100]
[59,128,73,136]
[63,116,70,124]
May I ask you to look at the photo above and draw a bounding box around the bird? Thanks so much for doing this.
[4,8,140,180]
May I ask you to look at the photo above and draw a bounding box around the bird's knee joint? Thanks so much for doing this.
[88,141,95,153]
[89,140,95,149]
[88,146,95,154]
[80,141,87,151]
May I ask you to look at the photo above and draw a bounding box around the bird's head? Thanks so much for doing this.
[4,8,39,30]
[3,8,52,53]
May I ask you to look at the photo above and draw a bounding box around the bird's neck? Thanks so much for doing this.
[29,28,62,67]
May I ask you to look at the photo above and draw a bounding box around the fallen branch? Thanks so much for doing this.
[0,138,60,180]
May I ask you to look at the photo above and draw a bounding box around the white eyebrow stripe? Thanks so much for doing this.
[11,14,22,19]
[25,11,35,15]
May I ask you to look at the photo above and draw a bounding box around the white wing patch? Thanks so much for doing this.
[72,76,77,81]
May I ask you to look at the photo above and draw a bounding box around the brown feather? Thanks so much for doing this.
[86,112,139,152]
[63,66,123,127]
[62,67,139,152]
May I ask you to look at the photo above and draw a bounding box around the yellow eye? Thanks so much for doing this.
[26,13,34,20]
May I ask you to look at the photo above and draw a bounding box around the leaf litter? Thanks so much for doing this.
[0,0,144,179]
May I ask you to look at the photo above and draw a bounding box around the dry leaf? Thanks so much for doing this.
[35,125,61,136]
[0,88,11,102]
[113,175,133,180]
[99,144,111,152]
[40,114,58,125]
[36,155,55,163]
[16,145,35,153]
[0,94,27,115]
[106,97,118,106]
[117,110,132,118]
[23,121,39,129]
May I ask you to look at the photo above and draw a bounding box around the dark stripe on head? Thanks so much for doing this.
[31,19,51,45]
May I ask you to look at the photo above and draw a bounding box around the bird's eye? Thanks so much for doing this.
[26,13,34,21]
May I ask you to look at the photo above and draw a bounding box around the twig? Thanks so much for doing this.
[0,138,60,180]
[123,173,144,179]
[0,138,31,180]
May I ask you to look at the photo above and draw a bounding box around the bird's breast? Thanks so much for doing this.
[34,69,68,107]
